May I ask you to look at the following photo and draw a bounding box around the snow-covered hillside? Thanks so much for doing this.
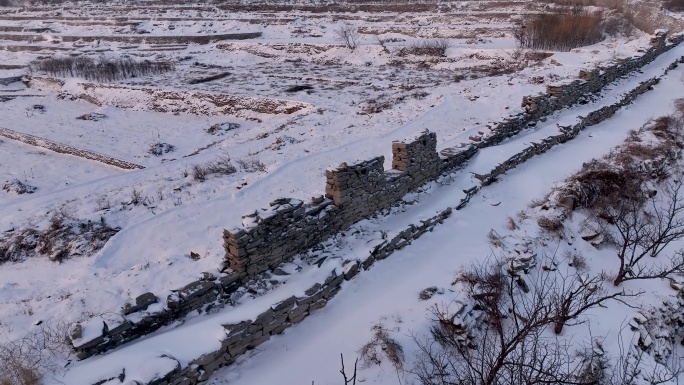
[1,1,684,384]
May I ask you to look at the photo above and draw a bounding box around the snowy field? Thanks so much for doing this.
[1,1,684,384]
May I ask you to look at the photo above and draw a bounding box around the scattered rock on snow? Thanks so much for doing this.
[2,179,37,195]
[148,142,176,156]
[123,292,158,315]
[76,112,107,121]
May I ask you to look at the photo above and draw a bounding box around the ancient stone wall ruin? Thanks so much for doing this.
[223,131,475,276]
[478,32,684,148]
[77,206,453,385]
[224,32,684,281]
[69,31,684,369]
[0,127,144,170]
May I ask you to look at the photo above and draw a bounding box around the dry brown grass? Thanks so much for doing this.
[31,56,173,82]
[517,7,605,51]
[537,216,565,234]
[0,364,41,385]
[0,214,119,264]
[554,114,683,215]
[359,324,404,371]
[664,0,684,12]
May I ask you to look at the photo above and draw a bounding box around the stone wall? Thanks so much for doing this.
[475,55,684,186]
[475,32,684,148]
[69,31,683,362]
[224,131,475,276]
[0,127,144,170]
[223,32,684,282]
[0,32,262,44]
[80,207,453,385]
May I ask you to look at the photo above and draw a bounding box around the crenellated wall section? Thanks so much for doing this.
[223,31,684,281]
[68,31,684,363]
[224,131,475,275]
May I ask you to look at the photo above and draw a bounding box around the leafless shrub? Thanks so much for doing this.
[554,116,684,286]
[487,229,505,248]
[0,362,41,385]
[607,329,684,385]
[401,39,451,57]
[0,320,71,384]
[359,324,404,371]
[413,258,636,385]
[236,157,267,173]
[506,217,519,231]
[574,340,609,384]
[557,114,683,211]
[192,155,237,182]
[95,195,111,211]
[191,164,208,182]
[566,251,589,272]
[603,182,684,286]
[31,56,174,82]
[205,155,237,175]
[0,214,119,264]
[335,25,360,51]
[206,122,240,135]
[516,7,605,51]
[129,187,144,205]
[375,35,390,53]
[674,98,684,117]
[602,12,635,37]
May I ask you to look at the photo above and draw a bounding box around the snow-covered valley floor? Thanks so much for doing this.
[2,1,684,384]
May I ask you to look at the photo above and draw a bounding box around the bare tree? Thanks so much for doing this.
[549,272,640,334]
[607,327,684,385]
[339,353,358,385]
[411,259,633,385]
[598,181,684,286]
[335,25,360,51]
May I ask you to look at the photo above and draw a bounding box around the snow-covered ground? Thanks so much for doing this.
[2,1,684,384]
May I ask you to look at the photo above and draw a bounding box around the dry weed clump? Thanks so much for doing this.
[31,56,174,82]
[0,321,71,385]
[0,214,119,264]
[664,0,684,12]
[191,155,237,182]
[554,115,683,213]
[359,324,404,370]
[537,216,565,234]
[236,157,267,173]
[0,364,40,385]
[148,142,175,157]
[516,7,605,51]
[402,39,451,57]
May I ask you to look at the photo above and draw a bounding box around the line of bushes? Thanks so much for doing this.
[516,7,606,51]
[30,56,174,82]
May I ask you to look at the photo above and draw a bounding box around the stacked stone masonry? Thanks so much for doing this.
[224,131,473,276]
[70,32,683,373]
[85,207,452,385]
[224,32,683,284]
[0,127,144,170]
